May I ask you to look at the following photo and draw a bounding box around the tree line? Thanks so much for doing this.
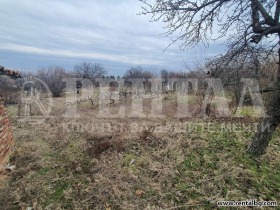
[1,52,277,101]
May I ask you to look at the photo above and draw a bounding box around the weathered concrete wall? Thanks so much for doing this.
[0,96,14,167]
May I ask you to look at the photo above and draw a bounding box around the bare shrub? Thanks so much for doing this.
[37,66,66,97]
[0,77,19,105]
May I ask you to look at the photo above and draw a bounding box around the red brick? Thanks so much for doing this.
[0,99,14,168]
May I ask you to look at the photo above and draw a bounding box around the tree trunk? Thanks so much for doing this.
[247,115,279,155]
[247,46,280,156]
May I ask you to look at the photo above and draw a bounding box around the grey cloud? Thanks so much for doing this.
[0,0,226,74]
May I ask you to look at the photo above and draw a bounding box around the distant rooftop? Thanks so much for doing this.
[0,66,21,79]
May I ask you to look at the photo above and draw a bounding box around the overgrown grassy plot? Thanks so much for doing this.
[0,104,279,209]
[162,131,280,208]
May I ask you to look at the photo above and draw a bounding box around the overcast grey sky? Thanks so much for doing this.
[0,0,227,76]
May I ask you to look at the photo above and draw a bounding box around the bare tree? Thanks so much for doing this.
[206,46,276,107]
[140,0,280,156]
[74,62,106,82]
[124,65,156,78]
[160,69,187,79]
[37,66,66,97]
[125,66,144,78]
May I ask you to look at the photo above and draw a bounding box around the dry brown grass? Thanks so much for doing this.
[0,96,280,209]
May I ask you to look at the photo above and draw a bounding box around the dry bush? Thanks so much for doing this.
[0,77,19,105]
[86,135,125,158]
[37,66,66,97]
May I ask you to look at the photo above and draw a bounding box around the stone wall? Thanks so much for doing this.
[0,96,14,168]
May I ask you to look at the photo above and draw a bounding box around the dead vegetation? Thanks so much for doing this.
[0,97,280,210]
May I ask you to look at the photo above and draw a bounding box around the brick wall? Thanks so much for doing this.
[0,96,14,168]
